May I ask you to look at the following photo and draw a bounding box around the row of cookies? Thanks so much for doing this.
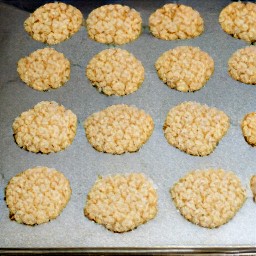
[17,45,256,93]
[12,101,256,156]
[5,166,256,232]
[23,2,256,45]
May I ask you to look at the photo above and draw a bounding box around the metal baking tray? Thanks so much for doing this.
[0,0,255,254]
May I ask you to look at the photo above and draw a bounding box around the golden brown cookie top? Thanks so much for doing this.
[241,112,256,146]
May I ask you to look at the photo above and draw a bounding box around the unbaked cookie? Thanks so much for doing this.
[86,48,144,96]
[171,169,246,228]
[13,101,77,153]
[86,4,142,45]
[228,46,256,85]
[17,48,70,91]
[241,112,256,146]
[84,104,154,154]
[155,46,214,92]
[219,2,256,43]
[250,175,256,202]
[5,166,71,225]
[149,4,204,40]
[163,102,230,156]
[84,173,158,232]
[24,2,83,44]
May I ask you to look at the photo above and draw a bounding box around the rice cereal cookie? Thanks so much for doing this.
[17,48,70,91]
[86,4,142,45]
[228,46,256,85]
[241,112,256,146]
[155,46,214,92]
[24,2,83,44]
[84,104,154,154]
[219,2,256,43]
[171,169,246,228]
[163,102,230,156]
[84,173,158,232]
[250,175,256,202]
[149,4,204,40]
[5,166,71,225]
[13,101,77,153]
[86,48,144,96]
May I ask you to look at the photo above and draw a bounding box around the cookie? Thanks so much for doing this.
[241,112,256,146]
[163,102,230,156]
[84,173,158,232]
[149,4,204,40]
[5,166,71,225]
[17,48,70,91]
[250,175,256,202]
[86,48,144,96]
[155,46,214,92]
[228,46,256,85]
[84,104,154,154]
[171,169,246,228]
[86,4,142,45]
[13,101,77,153]
[219,2,256,43]
[24,2,83,44]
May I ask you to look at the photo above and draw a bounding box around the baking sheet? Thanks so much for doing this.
[0,0,256,250]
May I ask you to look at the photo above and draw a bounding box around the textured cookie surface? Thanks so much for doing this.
[228,46,256,85]
[86,48,144,96]
[13,101,77,153]
[219,2,256,43]
[241,112,256,146]
[163,102,230,156]
[250,175,256,202]
[171,169,246,228]
[84,104,154,154]
[86,4,142,45]
[17,48,70,91]
[24,2,83,44]
[149,4,204,40]
[155,46,214,92]
[84,173,158,232]
[5,166,71,225]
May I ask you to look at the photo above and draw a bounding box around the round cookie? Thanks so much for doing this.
[155,46,214,92]
[250,175,256,202]
[149,4,204,40]
[163,101,230,156]
[13,101,77,154]
[84,173,158,232]
[228,46,256,85]
[86,48,144,96]
[241,112,256,146]
[84,104,154,154]
[17,48,70,91]
[171,169,246,228]
[24,2,83,44]
[5,166,71,225]
[86,4,142,45]
[219,2,256,43]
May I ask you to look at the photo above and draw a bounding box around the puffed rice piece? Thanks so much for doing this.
[250,175,256,202]
[24,2,83,44]
[163,102,230,156]
[149,4,204,40]
[155,46,214,92]
[84,104,154,154]
[219,2,256,43]
[84,173,158,232]
[241,112,256,146]
[13,101,77,153]
[5,166,71,225]
[86,4,142,45]
[17,48,70,91]
[228,46,256,85]
[171,169,246,228]
[86,48,144,96]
